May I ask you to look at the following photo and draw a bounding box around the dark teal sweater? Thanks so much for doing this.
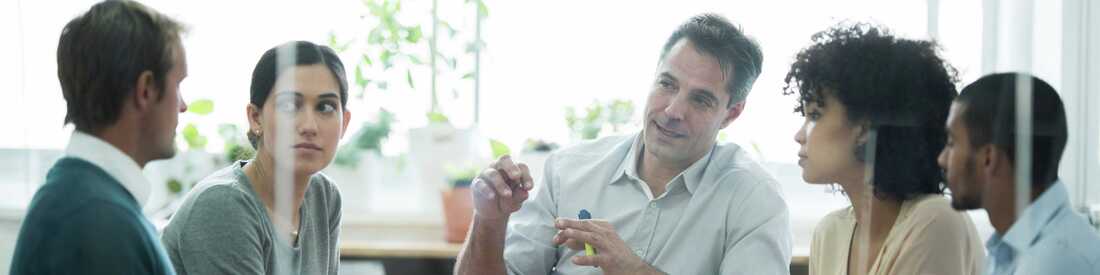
[10,157,175,275]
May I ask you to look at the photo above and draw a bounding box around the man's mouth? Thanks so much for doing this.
[653,121,685,138]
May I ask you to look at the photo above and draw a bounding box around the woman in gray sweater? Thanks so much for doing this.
[162,41,351,275]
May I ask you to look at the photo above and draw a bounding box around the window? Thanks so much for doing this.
[1,2,1098,272]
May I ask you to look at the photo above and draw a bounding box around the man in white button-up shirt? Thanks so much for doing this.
[10,1,189,274]
[455,13,792,275]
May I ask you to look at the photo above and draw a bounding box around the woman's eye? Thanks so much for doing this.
[808,111,822,120]
[276,100,298,113]
[317,102,337,113]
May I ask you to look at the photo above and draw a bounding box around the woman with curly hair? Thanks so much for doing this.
[786,23,984,275]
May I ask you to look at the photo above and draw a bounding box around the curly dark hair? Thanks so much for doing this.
[782,23,959,201]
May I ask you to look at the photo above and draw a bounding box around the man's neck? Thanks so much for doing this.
[637,147,700,198]
[986,182,1048,235]
[87,126,147,168]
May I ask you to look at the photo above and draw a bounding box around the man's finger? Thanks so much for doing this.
[571,254,603,267]
[491,155,524,183]
[517,163,534,190]
[553,231,586,251]
[557,228,603,250]
[472,178,496,200]
[587,219,614,234]
[555,218,604,233]
[480,168,512,199]
[505,189,529,212]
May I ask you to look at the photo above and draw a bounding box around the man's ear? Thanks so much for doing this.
[977,144,999,179]
[719,100,746,129]
[133,70,157,111]
[992,146,1018,179]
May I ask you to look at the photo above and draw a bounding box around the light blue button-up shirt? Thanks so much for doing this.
[984,181,1100,275]
[503,133,792,275]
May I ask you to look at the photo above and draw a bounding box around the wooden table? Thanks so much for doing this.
[340,222,461,274]
[341,223,811,275]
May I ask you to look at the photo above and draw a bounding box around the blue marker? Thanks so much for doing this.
[578,209,596,256]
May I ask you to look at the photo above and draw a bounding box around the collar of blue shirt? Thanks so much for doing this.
[988,180,1071,254]
[607,132,714,197]
[64,131,151,208]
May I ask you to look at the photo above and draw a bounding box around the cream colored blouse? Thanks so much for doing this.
[809,195,984,275]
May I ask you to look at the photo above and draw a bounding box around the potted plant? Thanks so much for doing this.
[328,0,490,189]
[326,109,396,215]
[440,162,479,243]
[438,138,509,243]
[564,99,636,142]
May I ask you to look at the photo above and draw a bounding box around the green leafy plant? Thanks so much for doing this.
[565,102,604,140]
[335,109,396,166]
[606,99,635,132]
[427,111,451,124]
[166,178,183,194]
[445,138,507,188]
[181,99,215,150]
[330,0,425,96]
[565,99,635,140]
[444,162,480,188]
[218,123,255,162]
[329,0,488,125]
[524,139,559,153]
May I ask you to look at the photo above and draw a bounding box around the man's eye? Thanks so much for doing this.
[658,80,675,90]
[693,96,713,108]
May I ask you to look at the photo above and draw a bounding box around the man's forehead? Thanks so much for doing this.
[947,102,968,132]
[659,40,728,95]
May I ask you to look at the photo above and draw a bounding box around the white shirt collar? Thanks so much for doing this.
[64,131,151,207]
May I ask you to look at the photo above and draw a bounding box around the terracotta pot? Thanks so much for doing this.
[441,186,474,243]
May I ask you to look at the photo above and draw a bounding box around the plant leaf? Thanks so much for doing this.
[166,178,182,194]
[407,54,423,65]
[361,54,373,66]
[182,123,207,150]
[489,139,511,159]
[355,66,370,88]
[188,99,214,115]
[406,25,422,43]
[477,0,489,17]
[381,50,394,69]
[427,111,450,124]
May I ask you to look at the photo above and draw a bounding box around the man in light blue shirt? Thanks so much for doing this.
[454,14,791,275]
[938,72,1100,275]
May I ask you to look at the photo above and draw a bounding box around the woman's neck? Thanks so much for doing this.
[837,177,901,240]
[838,175,902,275]
[242,153,311,231]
